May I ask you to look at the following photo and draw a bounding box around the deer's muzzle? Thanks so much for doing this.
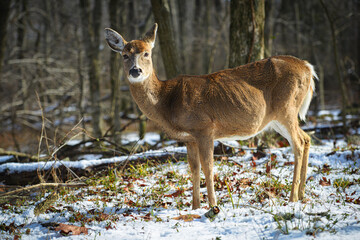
[129,67,142,78]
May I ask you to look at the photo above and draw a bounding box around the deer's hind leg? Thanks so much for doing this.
[186,142,201,209]
[272,120,306,202]
[298,129,311,200]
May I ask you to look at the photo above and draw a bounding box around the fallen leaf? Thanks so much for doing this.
[164,189,184,198]
[141,212,152,221]
[284,161,294,166]
[55,223,89,236]
[95,213,110,221]
[277,139,289,147]
[326,151,336,156]
[319,177,331,186]
[105,224,116,230]
[237,149,246,156]
[239,178,252,187]
[253,151,266,159]
[307,176,314,182]
[251,159,257,167]
[172,214,201,222]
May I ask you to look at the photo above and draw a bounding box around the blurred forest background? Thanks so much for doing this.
[0,0,359,155]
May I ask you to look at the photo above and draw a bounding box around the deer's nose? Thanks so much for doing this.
[129,67,142,78]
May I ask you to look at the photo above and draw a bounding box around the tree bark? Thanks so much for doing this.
[79,0,103,138]
[203,0,211,73]
[109,0,123,144]
[229,0,265,67]
[176,0,186,72]
[0,0,11,81]
[150,0,180,79]
[191,0,203,75]
[319,0,349,135]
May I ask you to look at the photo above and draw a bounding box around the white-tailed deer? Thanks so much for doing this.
[105,23,317,210]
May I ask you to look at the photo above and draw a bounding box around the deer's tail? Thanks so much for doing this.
[299,62,318,121]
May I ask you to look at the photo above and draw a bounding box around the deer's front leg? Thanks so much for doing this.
[186,142,201,209]
[197,138,217,207]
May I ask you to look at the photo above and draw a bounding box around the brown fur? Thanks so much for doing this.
[105,24,315,209]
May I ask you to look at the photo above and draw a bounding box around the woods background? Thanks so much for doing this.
[0,0,359,154]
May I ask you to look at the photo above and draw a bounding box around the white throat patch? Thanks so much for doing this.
[128,74,150,84]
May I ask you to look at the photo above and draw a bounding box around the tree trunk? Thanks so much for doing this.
[229,0,265,67]
[191,0,202,75]
[109,0,122,144]
[319,0,349,136]
[202,0,211,73]
[151,0,180,79]
[0,0,11,82]
[176,0,186,73]
[264,0,280,57]
[294,2,302,57]
[79,0,103,138]
[16,0,30,110]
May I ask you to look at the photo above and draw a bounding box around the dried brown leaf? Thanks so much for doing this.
[284,161,294,166]
[55,223,88,235]
[319,177,331,186]
[172,214,201,222]
[164,189,184,198]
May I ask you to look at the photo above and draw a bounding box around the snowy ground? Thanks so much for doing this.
[0,134,360,239]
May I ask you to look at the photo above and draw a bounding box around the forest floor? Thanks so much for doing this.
[0,110,360,239]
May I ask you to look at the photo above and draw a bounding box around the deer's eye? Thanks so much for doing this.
[144,52,149,57]
[123,54,129,60]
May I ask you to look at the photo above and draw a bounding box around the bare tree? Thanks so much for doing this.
[79,0,103,138]
[176,0,186,73]
[191,0,203,75]
[108,0,123,144]
[150,0,180,79]
[319,0,349,135]
[229,0,265,67]
[0,0,11,82]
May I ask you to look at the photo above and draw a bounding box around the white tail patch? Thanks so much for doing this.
[299,62,318,121]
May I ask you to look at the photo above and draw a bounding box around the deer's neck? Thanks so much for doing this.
[129,71,164,119]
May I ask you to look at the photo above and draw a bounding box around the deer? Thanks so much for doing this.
[104,23,317,212]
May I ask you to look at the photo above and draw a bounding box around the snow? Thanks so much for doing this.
[1,136,360,239]
[0,155,13,163]
[0,148,177,174]
[122,132,161,145]
[0,132,176,174]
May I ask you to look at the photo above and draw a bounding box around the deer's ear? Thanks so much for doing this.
[105,28,127,53]
[142,23,158,49]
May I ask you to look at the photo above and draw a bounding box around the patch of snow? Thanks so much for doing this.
[0,155,13,163]
[0,147,186,174]
[1,139,360,239]
[317,109,341,117]
[121,132,161,145]
[66,139,82,146]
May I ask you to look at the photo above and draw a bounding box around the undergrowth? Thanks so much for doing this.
[1,145,360,239]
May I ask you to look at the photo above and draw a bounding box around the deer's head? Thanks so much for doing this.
[105,23,158,84]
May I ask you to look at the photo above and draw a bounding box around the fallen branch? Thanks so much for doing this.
[0,182,87,197]
[1,152,186,185]
[0,148,48,161]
